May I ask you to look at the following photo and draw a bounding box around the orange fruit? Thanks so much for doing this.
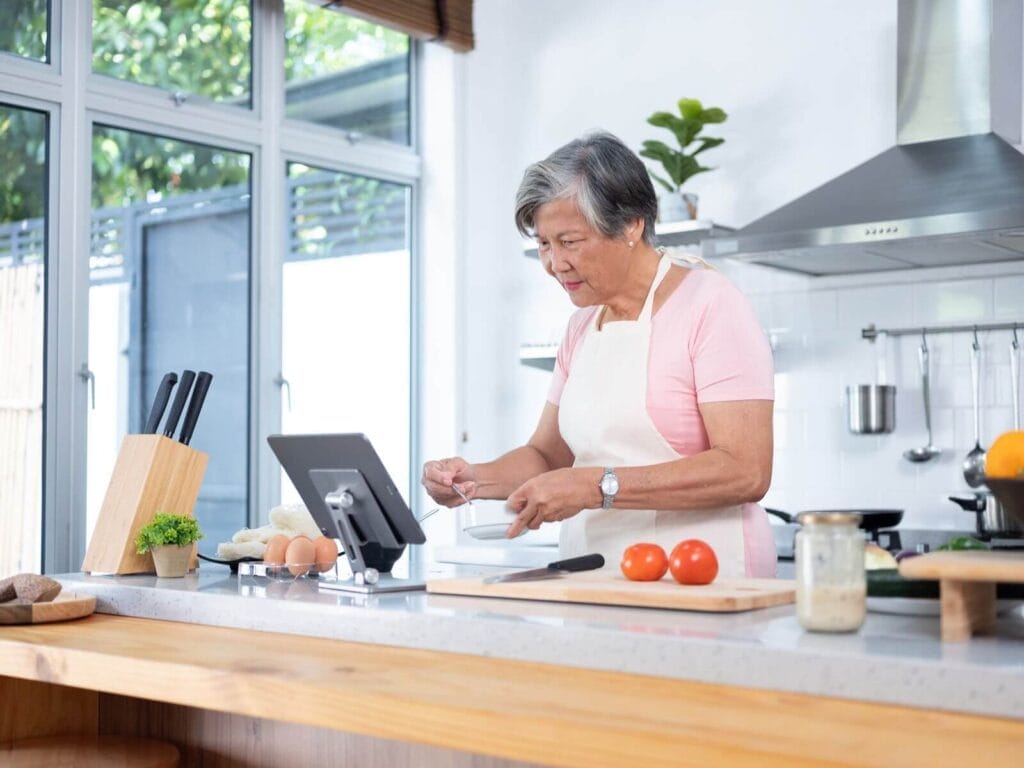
[985,430,1024,479]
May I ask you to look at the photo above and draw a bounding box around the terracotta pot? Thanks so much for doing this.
[150,544,194,578]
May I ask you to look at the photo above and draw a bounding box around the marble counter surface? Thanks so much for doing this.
[57,563,1024,720]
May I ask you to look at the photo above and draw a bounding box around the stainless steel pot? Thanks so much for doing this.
[846,384,896,434]
[949,493,1024,539]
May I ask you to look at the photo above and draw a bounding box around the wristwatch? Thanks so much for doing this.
[600,467,619,509]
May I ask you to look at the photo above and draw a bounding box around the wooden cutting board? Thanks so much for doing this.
[899,550,1024,582]
[899,551,1024,641]
[0,593,97,626]
[426,571,795,612]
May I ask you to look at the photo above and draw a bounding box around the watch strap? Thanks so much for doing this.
[601,467,616,509]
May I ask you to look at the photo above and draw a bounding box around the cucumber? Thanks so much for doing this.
[866,569,939,599]
[866,568,1024,600]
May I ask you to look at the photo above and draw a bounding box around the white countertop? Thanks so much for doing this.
[56,563,1024,720]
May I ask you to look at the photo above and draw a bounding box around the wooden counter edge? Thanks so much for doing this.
[0,614,1021,768]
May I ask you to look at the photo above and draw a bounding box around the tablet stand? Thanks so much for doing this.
[308,468,425,594]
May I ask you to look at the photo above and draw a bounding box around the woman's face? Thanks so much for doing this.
[533,198,634,308]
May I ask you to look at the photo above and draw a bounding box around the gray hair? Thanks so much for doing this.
[514,131,658,246]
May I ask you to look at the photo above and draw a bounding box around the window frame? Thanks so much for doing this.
[0,0,423,574]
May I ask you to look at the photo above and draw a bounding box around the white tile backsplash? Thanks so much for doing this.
[745,264,1024,530]
[836,285,912,330]
[993,275,1024,318]
[913,280,993,325]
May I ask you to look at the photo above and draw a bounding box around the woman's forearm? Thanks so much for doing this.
[610,448,771,511]
[472,446,555,500]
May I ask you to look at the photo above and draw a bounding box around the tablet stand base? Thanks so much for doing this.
[317,573,426,594]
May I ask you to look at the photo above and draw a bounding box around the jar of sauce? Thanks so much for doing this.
[795,512,866,632]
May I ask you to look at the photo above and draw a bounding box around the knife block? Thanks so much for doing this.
[82,434,208,575]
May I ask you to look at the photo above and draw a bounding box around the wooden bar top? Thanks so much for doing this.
[1,613,1022,767]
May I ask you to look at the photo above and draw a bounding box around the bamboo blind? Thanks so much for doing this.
[326,0,474,52]
[0,264,44,574]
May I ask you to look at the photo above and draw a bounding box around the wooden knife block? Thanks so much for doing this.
[82,434,208,575]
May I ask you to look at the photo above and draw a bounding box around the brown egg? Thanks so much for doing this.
[263,534,290,566]
[285,535,315,577]
[313,536,338,573]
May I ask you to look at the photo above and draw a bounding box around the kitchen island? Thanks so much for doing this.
[2,565,1023,767]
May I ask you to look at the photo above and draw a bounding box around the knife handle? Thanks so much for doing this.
[547,553,605,572]
[143,372,177,434]
[162,370,196,438]
[179,371,213,445]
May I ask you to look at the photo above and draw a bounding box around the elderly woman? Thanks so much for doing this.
[423,131,776,578]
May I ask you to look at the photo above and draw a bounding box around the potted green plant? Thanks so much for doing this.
[135,512,203,578]
[639,98,728,222]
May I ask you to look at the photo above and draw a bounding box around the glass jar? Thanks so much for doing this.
[795,512,866,632]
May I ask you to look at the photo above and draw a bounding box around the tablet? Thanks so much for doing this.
[267,433,425,574]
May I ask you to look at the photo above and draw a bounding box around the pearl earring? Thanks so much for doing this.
[628,241,635,248]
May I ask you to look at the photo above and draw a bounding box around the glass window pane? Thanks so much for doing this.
[92,1,253,107]
[0,103,47,574]
[281,163,411,503]
[89,126,251,556]
[284,1,410,144]
[0,0,49,62]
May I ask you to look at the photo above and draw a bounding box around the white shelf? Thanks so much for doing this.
[519,343,559,371]
[521,219,734,257]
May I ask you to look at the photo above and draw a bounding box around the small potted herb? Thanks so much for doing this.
[639,98,728,221]
[135,513,203,578]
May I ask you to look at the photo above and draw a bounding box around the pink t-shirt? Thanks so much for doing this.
[547,267,777,577]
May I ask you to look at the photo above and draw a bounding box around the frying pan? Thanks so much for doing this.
[766,508,904,531]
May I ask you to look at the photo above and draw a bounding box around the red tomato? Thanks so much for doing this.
[620,543,669,582]
[669,539,718,585]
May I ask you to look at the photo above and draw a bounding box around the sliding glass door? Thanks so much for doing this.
[87,127,251,555]
[0,103,47,574]
[281,163,412,502]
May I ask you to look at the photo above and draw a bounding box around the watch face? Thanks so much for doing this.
[601,473,619,496]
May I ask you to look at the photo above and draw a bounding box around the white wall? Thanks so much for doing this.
[439,0,1024,533]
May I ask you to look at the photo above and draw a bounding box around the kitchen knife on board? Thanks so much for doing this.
[162,370,196,439]
[179,371,213,446]
[143,372,178,434]
[482,554,605,584]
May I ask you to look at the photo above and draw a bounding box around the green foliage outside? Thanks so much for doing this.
[640,98,728,193]
[1,1,409,223]
[0,0,48,61]
[92,126,250,209]
[134,512,204,554]
[284,0,408,80]
[92,0,254,102]
[0,106,46,223]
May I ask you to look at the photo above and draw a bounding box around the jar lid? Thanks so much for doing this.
[796,511,862,526]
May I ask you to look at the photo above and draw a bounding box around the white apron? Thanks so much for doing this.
[557,254,747,577]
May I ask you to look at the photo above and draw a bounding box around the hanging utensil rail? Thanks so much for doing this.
[862,321,1022,341]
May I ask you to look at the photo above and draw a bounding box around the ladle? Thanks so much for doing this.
[962,330,987,487]
[903,334,941,463]
[1012,328,1020,430]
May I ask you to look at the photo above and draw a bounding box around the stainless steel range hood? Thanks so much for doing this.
[704,0,1024,276]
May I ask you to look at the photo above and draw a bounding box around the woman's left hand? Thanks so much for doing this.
[505,468,598,538]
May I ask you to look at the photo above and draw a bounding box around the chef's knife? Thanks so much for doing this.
[162,370,195,439]
[143,372,178,434]
[482,553,605,584]
[179,371,213,446]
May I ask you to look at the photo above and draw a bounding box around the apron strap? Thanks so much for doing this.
[665,247,717,272]
[591,253,674,330]
[638,255,673,321]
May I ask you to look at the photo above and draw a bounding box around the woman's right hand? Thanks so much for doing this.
[421,457,478,507]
